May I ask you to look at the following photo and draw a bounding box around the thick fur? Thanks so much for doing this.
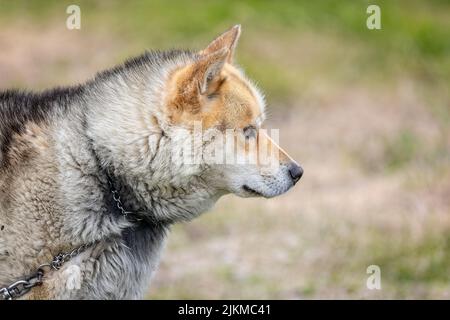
[0,26,301,299]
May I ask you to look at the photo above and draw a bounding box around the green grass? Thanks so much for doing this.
[383,130,420,171]
[371,232,450,286]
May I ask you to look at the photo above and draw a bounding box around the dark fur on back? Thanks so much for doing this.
[0,88,82,166]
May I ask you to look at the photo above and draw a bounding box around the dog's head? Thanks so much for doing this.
[163,25,303,199]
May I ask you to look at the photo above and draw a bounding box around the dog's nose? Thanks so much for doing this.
[288,162,303,185]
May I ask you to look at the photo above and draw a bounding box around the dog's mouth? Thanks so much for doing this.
[242,185,263,196]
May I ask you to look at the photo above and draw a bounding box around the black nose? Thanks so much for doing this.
[288,162,303,185]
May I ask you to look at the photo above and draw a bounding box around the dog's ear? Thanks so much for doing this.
[166,48,228,116]
[194,47,229,95]
[200,24,241,63]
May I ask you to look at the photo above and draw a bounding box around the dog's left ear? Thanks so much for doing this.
[200,24,241,63]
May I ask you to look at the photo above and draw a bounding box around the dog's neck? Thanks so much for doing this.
[56,105,219,246]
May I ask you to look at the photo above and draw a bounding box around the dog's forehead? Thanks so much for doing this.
[222,64,266,126]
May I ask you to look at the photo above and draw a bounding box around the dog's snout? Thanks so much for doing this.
[288,162,303,185]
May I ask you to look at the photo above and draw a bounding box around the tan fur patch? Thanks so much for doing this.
[24,283,51,300]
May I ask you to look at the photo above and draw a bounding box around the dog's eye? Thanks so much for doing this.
[243,126,257,139]
[207,92,219,100]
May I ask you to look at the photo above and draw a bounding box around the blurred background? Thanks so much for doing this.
[0,0,449,299]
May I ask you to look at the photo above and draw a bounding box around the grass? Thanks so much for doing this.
[366,227,450,291]
[381,130,420,171]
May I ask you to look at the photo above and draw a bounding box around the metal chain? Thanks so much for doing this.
[0,181,132,300]
[0,269,44,300]
[48,243,90,271]
[110,187,132,218]
[0,243,90,300]
[108,176,142,222]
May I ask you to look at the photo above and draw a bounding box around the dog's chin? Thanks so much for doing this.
[236,183,294,198]
[242,185,265,197]
[238,185,276,198]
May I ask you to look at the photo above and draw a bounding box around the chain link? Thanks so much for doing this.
[0,179,132,300]
[108,178,132,217]
[111,189,132,217]
[0,243,91,300]
[49,243,90,271]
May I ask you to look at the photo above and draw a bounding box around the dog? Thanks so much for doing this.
[0,25,302,299]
